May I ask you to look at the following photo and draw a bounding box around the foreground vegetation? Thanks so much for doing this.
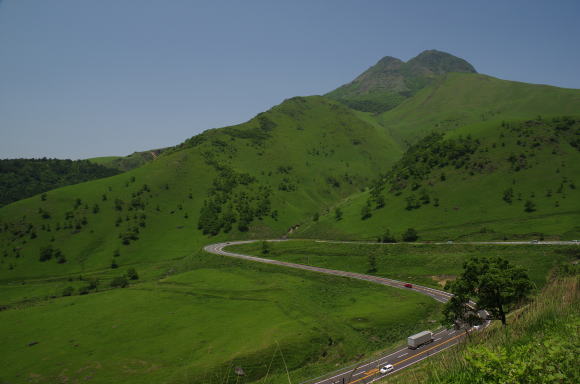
[382,267,579,383]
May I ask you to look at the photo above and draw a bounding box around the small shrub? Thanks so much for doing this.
[126,268,139,280]
[524,200,536,213]
[62,286,74,296]
[110,276,129,288]
[402,228,419,242]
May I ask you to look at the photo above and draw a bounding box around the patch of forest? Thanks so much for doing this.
[0,158,120,207]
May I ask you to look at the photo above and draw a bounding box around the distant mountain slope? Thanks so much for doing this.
[0,158,120,207]
[0,96,401,280]
[299,116,580,241]
[326,50,476,113]
[88,148,168,172]
[377,72,580,145]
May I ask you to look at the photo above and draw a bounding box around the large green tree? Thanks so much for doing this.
[444,257,533,326]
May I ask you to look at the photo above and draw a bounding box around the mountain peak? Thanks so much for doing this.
[407,50,477,75]
[326,49,477,113]
[376,56,404,68]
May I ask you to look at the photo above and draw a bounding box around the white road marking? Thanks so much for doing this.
[397,353,408,357]
[434,337,441,341]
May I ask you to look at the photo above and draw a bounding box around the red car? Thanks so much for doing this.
[404,283,413,288]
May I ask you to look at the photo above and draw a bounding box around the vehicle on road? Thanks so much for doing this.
[407,330,433,349]
[379,364,394,374]
[531,240,539,244]
[404,283,413,288]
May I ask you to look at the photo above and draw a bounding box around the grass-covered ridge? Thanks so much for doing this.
[88,148,168,172]
[300,116,580,241]
[0,96,401,287]
[376,73,580,145]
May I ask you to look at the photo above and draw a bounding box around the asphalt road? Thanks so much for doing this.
[204,240,491,384]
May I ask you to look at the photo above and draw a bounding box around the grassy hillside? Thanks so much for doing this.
[300,116,580,241]
[0,96,401,284]
[376,73,580,145]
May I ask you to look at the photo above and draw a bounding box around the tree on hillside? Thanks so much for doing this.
[367,254,378,273]
[524,200,536,213]
[402,228,418,242]
[126,267,139,280]
[360,202,372,220]
[379,229,397,243]
[444,257,533,326]
[442,284,482,334]
[334,207,343,221]
[261,241,270,255]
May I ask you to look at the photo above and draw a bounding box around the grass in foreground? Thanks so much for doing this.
[0,252,442,384]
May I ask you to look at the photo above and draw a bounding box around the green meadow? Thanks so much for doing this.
[227,240,578,290]
[0,253,442,384]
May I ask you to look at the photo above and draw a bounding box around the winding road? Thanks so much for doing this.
[203,240,490,384]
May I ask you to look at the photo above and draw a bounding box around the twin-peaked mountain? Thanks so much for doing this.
[326,49,477,113]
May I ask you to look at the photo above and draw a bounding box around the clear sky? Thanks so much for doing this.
[1,0,579,159]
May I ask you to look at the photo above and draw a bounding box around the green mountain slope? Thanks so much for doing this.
[299,116,580,241]
[0,96,401,283]
[326,50,476,113]
[377,72,580,145]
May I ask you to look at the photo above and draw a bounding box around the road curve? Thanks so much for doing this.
[204,240,488,384]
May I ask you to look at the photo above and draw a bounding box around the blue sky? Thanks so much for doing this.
[1,0,579,159]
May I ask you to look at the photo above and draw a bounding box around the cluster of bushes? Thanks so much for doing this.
[386,133,479,192]
[198,166,273,235]
[39,245,66,263]
[376,228,418,243]
[62,268,139,296]
[222,113,276,147]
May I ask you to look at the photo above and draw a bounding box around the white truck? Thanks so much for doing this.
[407,331,433,349]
